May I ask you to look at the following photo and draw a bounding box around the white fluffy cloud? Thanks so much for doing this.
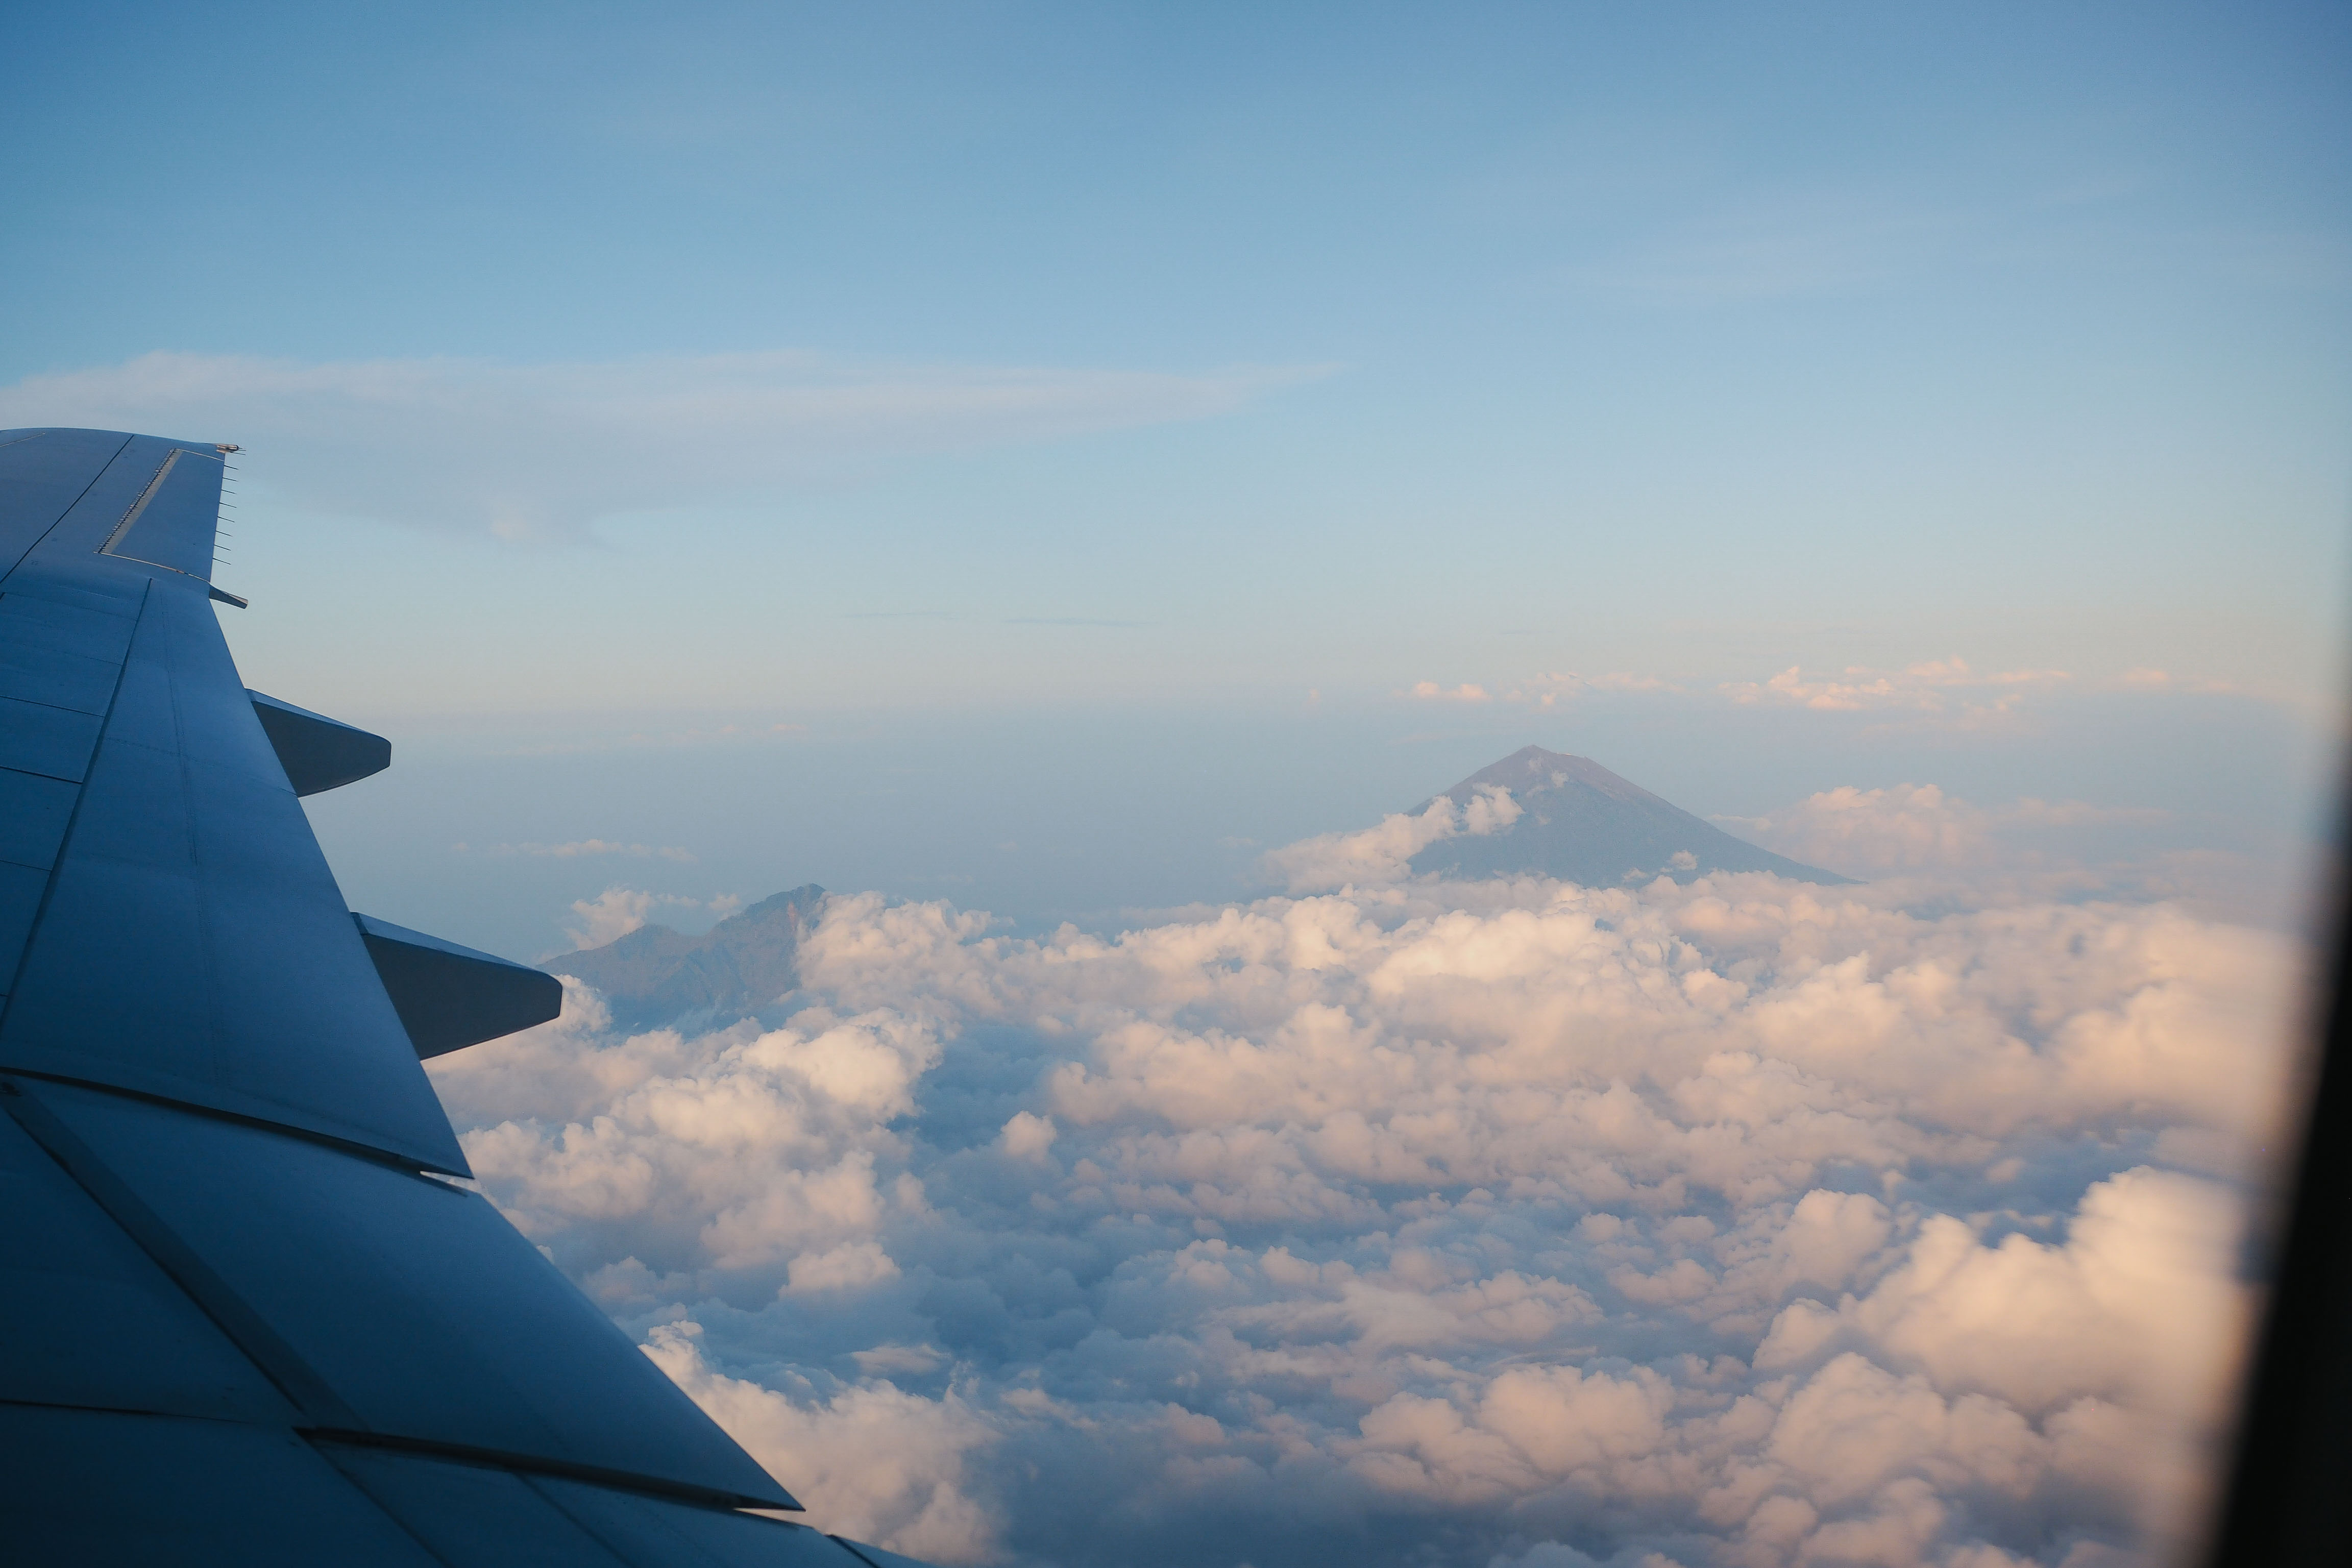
[0,351,1309,539]
[429,842,2300,1566]
[1260,785,1523,892]
[560,885,734,948]
[647,1322,1000,1564]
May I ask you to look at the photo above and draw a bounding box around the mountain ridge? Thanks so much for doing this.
[546,884,825,1028]
[1409,745,1850,886]
[550,751,1841,1027]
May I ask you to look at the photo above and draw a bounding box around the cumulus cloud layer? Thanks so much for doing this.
[560,885,740,948]
[427,843,2300,1567]
[1261,785,1523,893]
[0,351,1309,538]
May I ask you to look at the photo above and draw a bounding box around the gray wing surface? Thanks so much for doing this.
[0,430,930,1566]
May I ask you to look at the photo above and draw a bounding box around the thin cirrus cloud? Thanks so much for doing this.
[1403,662,2068,714]
[429,800,2298,1567]
[462,839,699,862]
[1722,659,2072,715]
[1406,673,1676,707]
[0,351,1319,540]
[1400,659,2269,725]
[1546,182,2350,305]
[1550,192,1990,303]
[1720,783,2175,878]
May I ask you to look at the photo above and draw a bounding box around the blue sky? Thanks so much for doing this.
[4,1,2347,952]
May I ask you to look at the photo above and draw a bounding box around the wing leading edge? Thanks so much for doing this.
[0,430,933,1566]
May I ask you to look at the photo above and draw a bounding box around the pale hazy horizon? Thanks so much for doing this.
[7,4,2347,1563]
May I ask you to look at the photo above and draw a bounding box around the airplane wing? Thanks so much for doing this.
[0,429,932,1567]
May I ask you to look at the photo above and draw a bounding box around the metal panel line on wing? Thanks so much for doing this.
[0,429,132,581]
[0,431,467,1173]
[0,428,938,1565]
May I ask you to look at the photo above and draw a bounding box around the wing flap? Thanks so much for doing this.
[0,1404,446,1567]
[28,1079,800,1511]
[317,1444,636,1566]
[0,1100,298,1423]
[529,1476,850,1563]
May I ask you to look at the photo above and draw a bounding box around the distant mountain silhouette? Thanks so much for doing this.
[1408,747,1850,886]
[546,884,825,1028]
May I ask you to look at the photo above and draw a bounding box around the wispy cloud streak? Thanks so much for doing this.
[0,351,1318,539]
